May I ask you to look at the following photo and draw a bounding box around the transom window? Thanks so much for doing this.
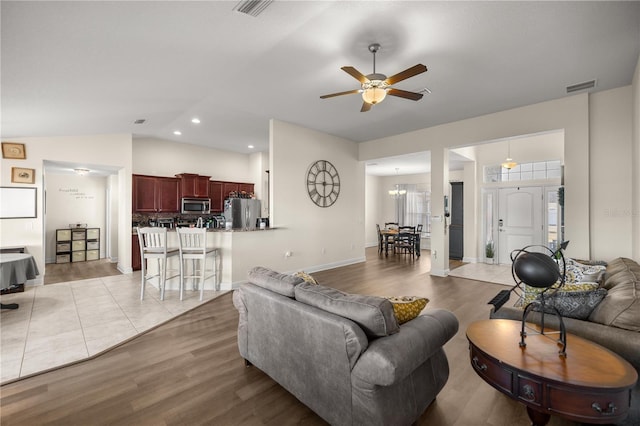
[484,160,562,183]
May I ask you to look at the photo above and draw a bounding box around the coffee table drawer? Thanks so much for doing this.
[470,346,513,394]
[547,385,630,422]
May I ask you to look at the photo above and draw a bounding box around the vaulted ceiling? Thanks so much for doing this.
[2,1,639,156]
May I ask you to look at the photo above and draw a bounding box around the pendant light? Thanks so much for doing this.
[501,141,517,170]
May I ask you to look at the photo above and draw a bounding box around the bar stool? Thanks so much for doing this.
[176,227,218,301]
[136,227,181,301]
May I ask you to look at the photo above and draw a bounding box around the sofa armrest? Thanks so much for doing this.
[351,309,458,386]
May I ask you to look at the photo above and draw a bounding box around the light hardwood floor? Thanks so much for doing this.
[0,248,580,426]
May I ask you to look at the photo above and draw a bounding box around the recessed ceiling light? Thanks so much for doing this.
[173,130,182,136]
[248,145,254,149]
[191,118,201,124]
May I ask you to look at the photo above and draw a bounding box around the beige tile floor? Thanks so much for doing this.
[448,261,514,286]
[0,272,226,384]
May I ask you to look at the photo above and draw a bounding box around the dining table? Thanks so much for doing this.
[0,252,39,309]
[380,228,421,257]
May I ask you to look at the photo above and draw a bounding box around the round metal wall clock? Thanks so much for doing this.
[306,160,340,207]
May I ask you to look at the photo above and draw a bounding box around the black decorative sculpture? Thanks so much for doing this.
[488,241,569,357]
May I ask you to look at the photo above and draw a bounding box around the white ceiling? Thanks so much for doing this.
[2,1,639,159]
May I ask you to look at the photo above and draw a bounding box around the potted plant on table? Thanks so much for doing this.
[485,241,495,264]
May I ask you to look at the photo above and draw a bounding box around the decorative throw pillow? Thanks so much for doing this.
[563,258,606,285]
[534,288,608,320]
[294,271,319,285]
[294,282,399,338]
[386,296,429,324]
[518,282,600,308]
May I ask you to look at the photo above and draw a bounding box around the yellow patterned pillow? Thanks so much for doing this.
[387,296,429,324]
[294,271,319,285]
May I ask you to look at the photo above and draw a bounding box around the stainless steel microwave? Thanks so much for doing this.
[181,198,211,214]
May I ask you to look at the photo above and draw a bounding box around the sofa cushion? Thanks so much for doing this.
[294,282,399,338]
[603,257,640,289]
[535,288,607,320]
[590,258,640,332]
[387,296,429,324]
[248,266,303,298]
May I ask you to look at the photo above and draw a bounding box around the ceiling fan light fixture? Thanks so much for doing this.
[362,79,389,105]
[362,87,387,105]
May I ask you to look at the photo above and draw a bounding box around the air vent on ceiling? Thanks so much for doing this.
[566,79,596,93]
[233,0,273,17]
[133,119,146,124]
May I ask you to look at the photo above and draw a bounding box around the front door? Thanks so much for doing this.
[498,187,543,263]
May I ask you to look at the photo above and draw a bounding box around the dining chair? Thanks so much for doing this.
[415,224,423,256]
[137,227,181,301]
[176,227,218,301]
[395,226,416,258]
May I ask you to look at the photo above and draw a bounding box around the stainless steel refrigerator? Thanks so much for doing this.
[224,198,261,230]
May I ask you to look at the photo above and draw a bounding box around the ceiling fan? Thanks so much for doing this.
[320,43,428,112]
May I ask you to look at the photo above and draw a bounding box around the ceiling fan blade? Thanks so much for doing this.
[342,66,370,84]
[361,102,372,112]
[385,64,427,85]
[320,89,361,99]
[387,88,423,101]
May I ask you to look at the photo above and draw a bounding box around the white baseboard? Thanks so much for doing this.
[430,268,451,277]
[462,257,478,263]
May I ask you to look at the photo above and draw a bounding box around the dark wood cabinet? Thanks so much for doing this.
[156,177,180,212]
[134,174,253,214]
[210,181,224,213]
[238,183,254,195]
[133,175,158,212]
[132,234,141,271]
[176,173,210,198]
[223,182,239,198]
[132,174,179,213]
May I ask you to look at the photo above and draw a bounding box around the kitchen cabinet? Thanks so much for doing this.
[210,181,224,212]
[176,173,210,198]
[223,182,239,198]
[132,174,180,213]
[210,181,256,212]
[132,234,141,271]
[238,183,254,195]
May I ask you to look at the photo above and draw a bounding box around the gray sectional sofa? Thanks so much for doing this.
[490,257,640,425]
[232,266,459,426]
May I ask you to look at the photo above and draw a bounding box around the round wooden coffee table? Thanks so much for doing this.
[466,319,637,425]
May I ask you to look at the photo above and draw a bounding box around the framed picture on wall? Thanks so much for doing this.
[2,142,26,159]
[11,167,35,184]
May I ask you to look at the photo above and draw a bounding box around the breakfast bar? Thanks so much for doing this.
[136,227,279,292]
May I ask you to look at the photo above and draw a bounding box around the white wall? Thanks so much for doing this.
[365,174,383,247]
[589,87,634,260]
[360,94,592,269]
[44,174,108,263]
[262,119,364,273]
[132,137,253,182]
[632,55,640,261]
[0,134,132,281]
